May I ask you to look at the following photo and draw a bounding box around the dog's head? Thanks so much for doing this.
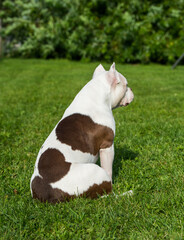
[93,63,134,109]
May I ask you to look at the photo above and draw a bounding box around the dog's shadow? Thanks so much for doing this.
[112,146,138,180]
[96,145,138,180]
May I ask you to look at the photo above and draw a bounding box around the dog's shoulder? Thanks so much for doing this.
[56,113,114,155]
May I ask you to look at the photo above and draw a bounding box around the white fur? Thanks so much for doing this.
[62,75,116,130]
[100,145,114,181]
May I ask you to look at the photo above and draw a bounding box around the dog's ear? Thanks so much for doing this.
[110,62,116,72]
[93,64,106,78]
[108,62,120,85]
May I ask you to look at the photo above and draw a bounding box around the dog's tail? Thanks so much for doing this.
[101,190,133,199]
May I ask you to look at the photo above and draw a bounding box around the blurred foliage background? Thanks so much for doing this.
[0,0,184,63]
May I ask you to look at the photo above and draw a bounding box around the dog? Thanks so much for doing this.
[30,63,134,203]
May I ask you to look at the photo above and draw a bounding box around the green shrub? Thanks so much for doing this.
[1,0,184,63]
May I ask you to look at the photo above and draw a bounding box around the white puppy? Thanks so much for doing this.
[30,63,134,203]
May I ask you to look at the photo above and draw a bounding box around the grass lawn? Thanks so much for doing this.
[0,59,184,239]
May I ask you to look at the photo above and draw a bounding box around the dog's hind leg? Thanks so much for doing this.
[50,163,112,200]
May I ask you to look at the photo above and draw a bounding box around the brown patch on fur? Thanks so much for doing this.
[31,176,112,203]
[56,114,114,155]
[83,181,112,199]
[31,176,72,203]
[38,148,71,183]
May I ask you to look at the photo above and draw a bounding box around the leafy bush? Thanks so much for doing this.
[1,0,184,63]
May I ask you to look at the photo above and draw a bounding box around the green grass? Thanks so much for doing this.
[0,59,184,239]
